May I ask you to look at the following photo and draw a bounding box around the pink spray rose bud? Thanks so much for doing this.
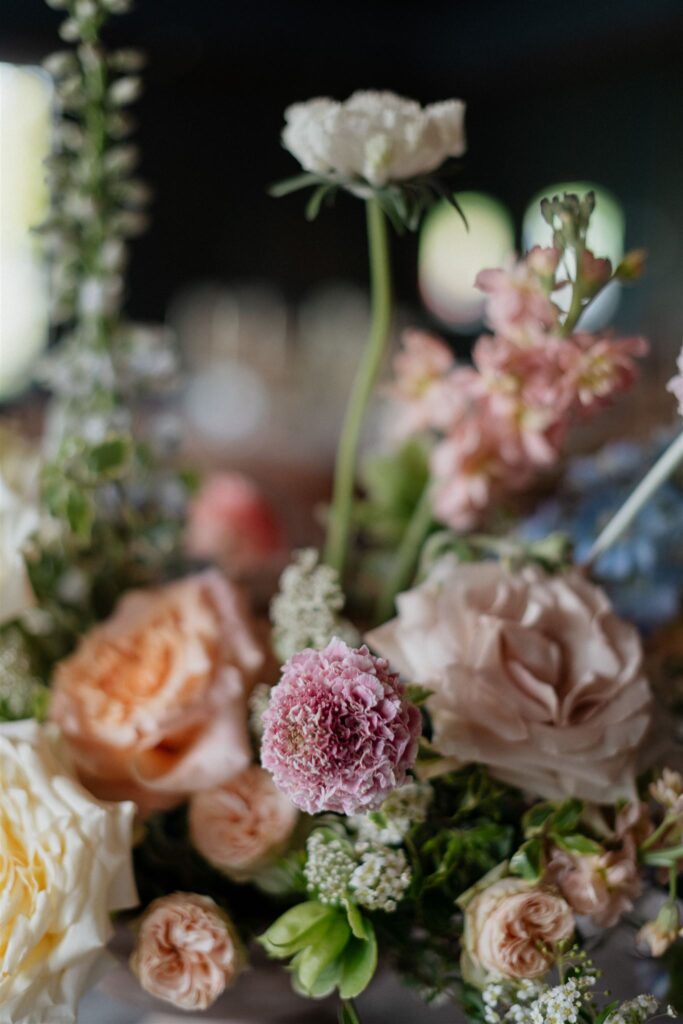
[260,638,421,815]
[544,844,641,928]
[189,764,299,881]
[463,877,574,981]
[130,893,245,1010]
[186,472,284,573]
[580,249,613,294]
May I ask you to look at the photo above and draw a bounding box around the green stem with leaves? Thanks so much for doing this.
[324,198,392,576]
[375,482,433,623]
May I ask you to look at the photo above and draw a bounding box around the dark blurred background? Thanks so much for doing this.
[2,0,683,460]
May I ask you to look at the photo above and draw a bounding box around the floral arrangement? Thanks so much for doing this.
[3,2,683,1023]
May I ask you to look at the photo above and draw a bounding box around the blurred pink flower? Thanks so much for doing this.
[186,472,284,572]
[667,344,683,416]
[388,329,456,436]
[130,893,244,1010]
[568,332,648,415]
[472,334,574,465]
[430,401,535,531]
[260,638,421,815]
[526,245,562,279]
[475,255,560,341]
[545,844,641,928]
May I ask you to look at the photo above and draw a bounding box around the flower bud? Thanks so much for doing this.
[616,248,647,282]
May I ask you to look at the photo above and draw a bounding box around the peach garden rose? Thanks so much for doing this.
[130,893,244,1010]
[50,570,264,813]
[368,558,652,803]
[462,876,574,980]
[189,764,299,881]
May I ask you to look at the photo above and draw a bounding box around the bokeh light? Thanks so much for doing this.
[0,64,51,401]
[419,192,514,331]
[523,181,625,329]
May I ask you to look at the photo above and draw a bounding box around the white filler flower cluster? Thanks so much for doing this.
[351,781,433,846]
[270,549,358,662]
[304,829,411,914]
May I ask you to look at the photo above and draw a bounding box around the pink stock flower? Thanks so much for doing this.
[545,844,641,928]
[472,334,574,464]
[260,638,421,815]
[526,245,562,279]
[186,472,284,573]
[430,402,535,531]
[130,893,245,1010]
[667,344,683,416]
[388,330,456,436]
[475,254,560,341]
[567,332,648,415]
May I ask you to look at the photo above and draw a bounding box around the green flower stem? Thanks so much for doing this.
[584,429,683,567]
[324,198,392,576]
[375,482,434,624]
[559,240,585,337]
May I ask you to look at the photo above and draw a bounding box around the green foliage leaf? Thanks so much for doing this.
[405,684,432,707]
[510,838,544,880]
[258,901,335,958]
[339,922,378,999]
[522,802,556,835]
[552,799,584,834]
[356,440,430,545]
[296,914,351,994]
[87,436,132,478]
[268,172,324,197]
[66,487,94,540]
[345,902,370,941]
[553,833,603,855]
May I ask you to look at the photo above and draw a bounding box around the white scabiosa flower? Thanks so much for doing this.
[282,91,466,188]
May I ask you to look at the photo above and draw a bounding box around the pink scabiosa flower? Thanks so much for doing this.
[260,638,421,815]
[667,344,683,416]
[475,254,560,341]
[567,332,648,415]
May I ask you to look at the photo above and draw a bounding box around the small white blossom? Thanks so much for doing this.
[351,781,433,845]
[349,843,411,913]
[108,76,142,106]
[303,831,355,908]
[270,548,358,662]
[650,768,683,814]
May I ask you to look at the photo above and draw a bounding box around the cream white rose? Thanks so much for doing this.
[0,428,41,626]
[282,90,466,187]
[368,558,652,803]
[0,720,137,1024]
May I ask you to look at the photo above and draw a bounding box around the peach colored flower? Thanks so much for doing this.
[189,765,298,881]
[368,559,652,803]
[50,570,264,814]
[130,893,245,1010]
[463,877,574,980]
[544,845,641,927]
[186,472,284,573]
